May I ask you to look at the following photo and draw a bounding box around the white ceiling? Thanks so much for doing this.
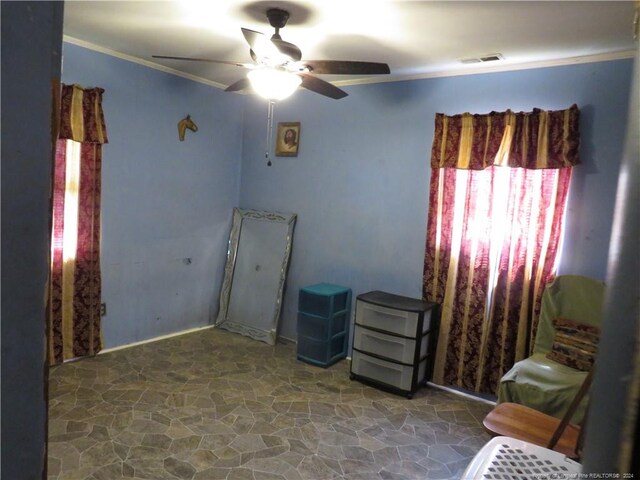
[63,1,636,90]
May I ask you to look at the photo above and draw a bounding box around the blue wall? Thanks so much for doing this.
[62,43,246,348]
[239,60,633,342]
[61,43,632,349]
[2,2,64,476]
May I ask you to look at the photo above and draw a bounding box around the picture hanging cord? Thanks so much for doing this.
[265,100,275,166]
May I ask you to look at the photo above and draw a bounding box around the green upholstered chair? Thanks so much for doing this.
[497,275,605,424]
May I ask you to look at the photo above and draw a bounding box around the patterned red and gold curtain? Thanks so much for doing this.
[423,105,579,394]
[49,84,107,365]
[430,104,580,170]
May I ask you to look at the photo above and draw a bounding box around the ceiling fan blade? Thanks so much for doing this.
[241,28,264,50]
[242,28,300,63]
[303,60,390,75]
[241,28,278,60]
[299,73,347,100]
[225,78,251,93]
[271,39,302,62]
[152,55,251,68]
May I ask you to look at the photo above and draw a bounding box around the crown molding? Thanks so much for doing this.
[63,35,228,89]
[332,50,636,87]
[64,35,634,91]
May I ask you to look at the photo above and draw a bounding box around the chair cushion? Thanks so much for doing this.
[546,318,599,371]
[498,353,590,423]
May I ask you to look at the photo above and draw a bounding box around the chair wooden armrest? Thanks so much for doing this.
[484,366,594,460]
[483,402,581,459]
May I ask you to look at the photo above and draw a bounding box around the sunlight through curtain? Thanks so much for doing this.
[48,84,108,365]
[423,105,579,394]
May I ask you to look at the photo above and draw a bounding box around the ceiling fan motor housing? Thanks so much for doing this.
[267,8,290,32]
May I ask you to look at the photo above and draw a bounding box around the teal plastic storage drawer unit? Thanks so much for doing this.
[297,283,351,367]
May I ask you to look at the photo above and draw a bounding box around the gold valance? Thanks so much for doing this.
[431,104,579,169]
[58,84,108,144]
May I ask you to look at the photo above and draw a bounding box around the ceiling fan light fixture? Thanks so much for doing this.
[248,68,302,100]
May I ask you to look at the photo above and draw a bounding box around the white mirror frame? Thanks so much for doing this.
[215,208,297,345]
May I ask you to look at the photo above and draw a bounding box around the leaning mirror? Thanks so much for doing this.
[215,208,297,345]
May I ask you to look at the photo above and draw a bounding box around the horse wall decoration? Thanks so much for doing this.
[178,115,198,141]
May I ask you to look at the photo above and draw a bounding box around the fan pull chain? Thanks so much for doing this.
[265,100,275,166]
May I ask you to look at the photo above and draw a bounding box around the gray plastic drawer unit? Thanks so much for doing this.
[350,290,439,398]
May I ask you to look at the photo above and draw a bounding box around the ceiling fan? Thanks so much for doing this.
[153,8,390,100]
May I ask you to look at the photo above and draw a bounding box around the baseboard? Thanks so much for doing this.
[426,382,497,406]
[277,334,297,345]
[99,324,215,354]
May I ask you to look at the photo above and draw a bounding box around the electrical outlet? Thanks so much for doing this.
[100,303,107,316]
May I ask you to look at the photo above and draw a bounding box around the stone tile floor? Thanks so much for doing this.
[48,327,492,479]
